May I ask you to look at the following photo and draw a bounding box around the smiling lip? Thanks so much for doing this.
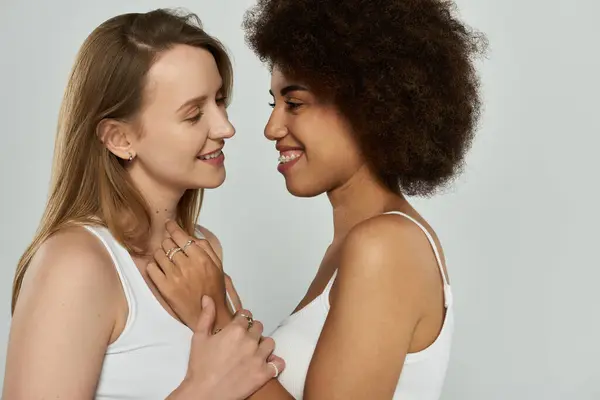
[277,153,302,173]
[197,148,225,166]
[276,144,304,174]
[198,147,224,158]
[276,144,304,152]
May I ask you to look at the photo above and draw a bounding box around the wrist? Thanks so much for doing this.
[214,303,234,328]
[174,376,237,400]
[170,376,213,400]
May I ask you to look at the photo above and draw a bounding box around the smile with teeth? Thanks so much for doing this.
[278,150,303,164]
[199,150,222,160]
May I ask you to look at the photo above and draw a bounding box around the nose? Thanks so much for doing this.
[264,112,288,141]
[208,108,236,140]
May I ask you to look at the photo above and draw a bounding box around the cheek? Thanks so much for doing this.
[137,123,207,172]
[287,136,361,196]
[312,130,362,173]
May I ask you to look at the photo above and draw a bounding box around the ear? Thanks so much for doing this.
[96,118,136,161]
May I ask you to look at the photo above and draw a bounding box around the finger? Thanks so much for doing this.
[165,220,197,254]
[247,320,264,342]
[164,239,188,266]
[153,248,175,278]
[147,261,166,285]
[194,239,221,267]
[265,357,285,378]
[195,295,216,335]
[161,237,180,256]
[230,309,254,331]
[256,336,276,360]
[268,354,284,363]
[165,219,190,239]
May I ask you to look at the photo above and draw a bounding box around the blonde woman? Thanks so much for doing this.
[3,9,283,400]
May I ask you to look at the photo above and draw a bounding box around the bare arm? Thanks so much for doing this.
[150,222,286,399]
[250,215,433,399]
[3,227,121,399]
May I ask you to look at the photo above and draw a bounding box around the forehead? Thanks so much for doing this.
[270,65,292,90]
[145,44,222,104]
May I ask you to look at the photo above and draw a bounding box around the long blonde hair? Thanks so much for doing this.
[12,9,233,313]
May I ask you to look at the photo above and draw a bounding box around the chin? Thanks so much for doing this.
[190,170,226,189]
[284,178,326,198]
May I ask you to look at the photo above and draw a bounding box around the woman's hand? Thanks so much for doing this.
[148,220,229,329]
[169,296,285,400]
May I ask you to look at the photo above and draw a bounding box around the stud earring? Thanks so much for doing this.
[128,152,134,162]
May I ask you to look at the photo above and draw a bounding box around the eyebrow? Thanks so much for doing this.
[177,95,208,113]
[177,85,224,113]
[269,84,309,97]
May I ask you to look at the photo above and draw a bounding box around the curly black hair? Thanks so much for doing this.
[243,0,487,196]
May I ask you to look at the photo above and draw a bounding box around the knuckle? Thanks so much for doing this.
[241,335,258,352]
[231,324,247,339]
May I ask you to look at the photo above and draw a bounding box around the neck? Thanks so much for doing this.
[327,166,407,244]
[129,168,185,255]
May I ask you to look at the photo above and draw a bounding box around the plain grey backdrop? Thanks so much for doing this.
[1,0,599,398]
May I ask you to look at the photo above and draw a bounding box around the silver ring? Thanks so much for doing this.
[268,361,279,378]
[167,247,182,261]
[182,239,194,252]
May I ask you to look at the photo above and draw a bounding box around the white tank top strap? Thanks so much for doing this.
[321,269,338,307]
[82,225,137,320]
[383,211,452,308]
[79,224,195,398]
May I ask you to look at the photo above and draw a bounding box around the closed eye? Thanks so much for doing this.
[285,101,302,110]
[268,101,303,110]
[186,107,203,124]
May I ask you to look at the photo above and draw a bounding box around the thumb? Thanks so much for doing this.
[195,295,216,335]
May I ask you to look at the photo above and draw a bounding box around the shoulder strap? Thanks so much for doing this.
[383,211,452,307]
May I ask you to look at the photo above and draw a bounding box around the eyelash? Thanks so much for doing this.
[187,112,202,124]
[187,97,227,124]
[269,101,302,110]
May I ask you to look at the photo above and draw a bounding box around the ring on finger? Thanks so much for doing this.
[268,361,279,378]
[182,239,195,252]
[166,247,183,262]
[238,312,254,330]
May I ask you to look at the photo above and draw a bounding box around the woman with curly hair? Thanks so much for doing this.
[153,0,486,399]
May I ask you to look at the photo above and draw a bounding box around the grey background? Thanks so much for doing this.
[0,0,598,398]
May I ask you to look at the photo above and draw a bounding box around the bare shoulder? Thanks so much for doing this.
[337,213,443,301]
[195,224,223,259]
[16,225,121,316]
[5,225,120,398]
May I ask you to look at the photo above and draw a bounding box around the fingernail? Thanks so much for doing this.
[202,295,209,307]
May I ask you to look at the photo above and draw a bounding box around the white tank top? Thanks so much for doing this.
[83,225,195,400]
[270,211,454,399]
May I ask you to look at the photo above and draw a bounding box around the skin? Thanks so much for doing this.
[3,44,282,399]
[155,65,451,399]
